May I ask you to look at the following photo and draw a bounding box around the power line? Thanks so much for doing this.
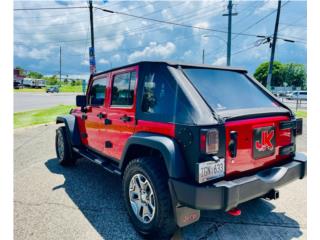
[15,2,184,36]
[13,1,162,29]
[14,3,225,45]
[94,6,262,38]
[232,0,290,41]
[14,6,88,11]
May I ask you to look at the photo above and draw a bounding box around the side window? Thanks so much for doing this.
[111,71,136,106]
[141,69,175,116]
[88,78,107,106]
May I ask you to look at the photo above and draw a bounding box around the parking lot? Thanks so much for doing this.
[14,121,307,240]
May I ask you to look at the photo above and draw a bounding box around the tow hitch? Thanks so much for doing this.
[263,189,280,200]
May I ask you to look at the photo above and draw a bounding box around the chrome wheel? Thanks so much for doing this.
[57,131,65,159]
[129,173,156,224]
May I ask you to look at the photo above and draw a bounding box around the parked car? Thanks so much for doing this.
[55,61,306,238]
[287,90,307,100]
[46,86,59,93]
[14,81,22,89]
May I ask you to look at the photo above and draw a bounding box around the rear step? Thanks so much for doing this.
[73,147,121,176]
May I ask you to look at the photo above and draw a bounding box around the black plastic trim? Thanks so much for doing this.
[56,115,81,146]
[120,132,188,179]
[170,153,306,211]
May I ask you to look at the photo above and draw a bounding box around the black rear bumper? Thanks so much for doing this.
[169,152,306,211]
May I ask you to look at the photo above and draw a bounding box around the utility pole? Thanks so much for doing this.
[59,46,61,84]
[223,0,237,66]
[202,49,205,64]
[89,0,96,74]
[266,0,281,90]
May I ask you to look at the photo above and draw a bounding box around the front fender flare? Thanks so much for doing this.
[56,115,81,146]
[120,132,188,179]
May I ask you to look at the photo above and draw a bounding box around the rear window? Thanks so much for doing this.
[182,68,278,111]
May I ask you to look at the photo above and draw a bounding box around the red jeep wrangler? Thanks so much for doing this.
[55,61,306,238]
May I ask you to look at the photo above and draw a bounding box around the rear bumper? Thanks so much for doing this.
[169,152,306,211]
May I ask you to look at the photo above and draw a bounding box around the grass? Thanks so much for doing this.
[295,110,307,118]
[59,85,83,92]
[14,105,75,129]
[14,85,84,93]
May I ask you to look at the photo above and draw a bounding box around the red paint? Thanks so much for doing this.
[227,208,241,216]
[135,120,175,138]
[101,65,139,160]
[225,116,291,177]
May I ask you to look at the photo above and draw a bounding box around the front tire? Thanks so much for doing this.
[55,126,77,166]
[123,157,177,239]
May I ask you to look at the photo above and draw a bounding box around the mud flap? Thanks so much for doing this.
[168,180,200,227]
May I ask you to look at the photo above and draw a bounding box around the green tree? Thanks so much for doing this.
[254,61,306,89]
[282,63,307,90]
[253,61,284,87]
[44,75,58,85]
[27,71,43,79]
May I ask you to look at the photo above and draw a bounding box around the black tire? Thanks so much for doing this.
[123,157,177,239]
[55,126,77,166]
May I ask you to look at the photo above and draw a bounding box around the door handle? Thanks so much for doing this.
[228,131,238,158]
[97,112,106,119]
[120,114,131,122]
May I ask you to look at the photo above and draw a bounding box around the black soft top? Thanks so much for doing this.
[93,61,247,77]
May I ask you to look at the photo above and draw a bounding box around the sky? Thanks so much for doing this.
[14,0,307,80]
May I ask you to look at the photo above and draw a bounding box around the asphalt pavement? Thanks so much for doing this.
[14,121,307,240]
[14,92,80,112]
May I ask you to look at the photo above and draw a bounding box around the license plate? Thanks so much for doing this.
[197,158,225,183]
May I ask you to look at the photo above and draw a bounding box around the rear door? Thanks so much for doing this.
[102,66,138,160]
[225,115,292,177]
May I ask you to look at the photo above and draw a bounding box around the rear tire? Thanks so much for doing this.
[55,126,77,166]
[123,157,177,239]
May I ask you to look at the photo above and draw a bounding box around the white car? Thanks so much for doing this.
[287,91,307,100]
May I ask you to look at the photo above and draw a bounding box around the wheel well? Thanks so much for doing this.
[121,144,165,173]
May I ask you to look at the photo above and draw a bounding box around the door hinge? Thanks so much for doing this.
[82,114,87,120]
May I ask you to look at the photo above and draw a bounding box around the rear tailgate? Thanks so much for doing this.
[225,116,292,177]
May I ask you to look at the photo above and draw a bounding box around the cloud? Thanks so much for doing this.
[254,0,278,14]
[81,59,89,66]
[98,58,110,64]
[95,34,125,52]
[14,45,54,60]
[192,22,209,34]
[212,56,226,66]
[128,42,176,63]
[183,50,192,58]
[112,54,121,62]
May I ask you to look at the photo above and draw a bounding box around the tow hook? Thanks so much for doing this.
[263,189,280,200]
[227,207,241,216]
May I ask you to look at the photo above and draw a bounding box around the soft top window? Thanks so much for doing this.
[182,68,278,112]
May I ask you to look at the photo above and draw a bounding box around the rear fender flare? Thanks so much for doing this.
[120,132,188,179]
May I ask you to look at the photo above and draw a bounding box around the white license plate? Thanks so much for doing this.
[197,159,225,183]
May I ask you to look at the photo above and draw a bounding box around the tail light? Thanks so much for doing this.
[200,129,219,154]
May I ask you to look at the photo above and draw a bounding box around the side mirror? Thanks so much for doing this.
[76,95,86,109]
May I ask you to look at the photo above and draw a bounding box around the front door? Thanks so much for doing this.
[84,76,108,152]
[102,66,138,160]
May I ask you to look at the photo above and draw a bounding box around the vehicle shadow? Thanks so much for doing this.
[45,158,303,240]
